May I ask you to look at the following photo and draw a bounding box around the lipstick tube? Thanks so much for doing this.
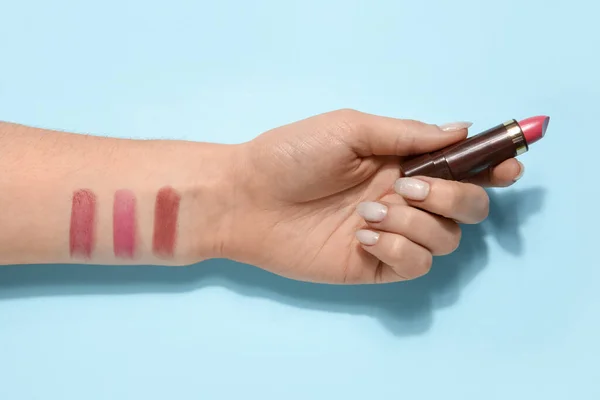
[399,117,548,181]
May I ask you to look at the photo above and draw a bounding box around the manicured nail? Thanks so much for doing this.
[514,161,525,181]
[394,177,430,200]
[356,229,380,245]
[439,121,473,132]
[356,202,388,222]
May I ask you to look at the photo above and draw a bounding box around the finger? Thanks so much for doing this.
[393,177,489,224]
[463,158,525,187]
[355,230,433,280]
[356,201,461,256]
[330,109,471,157]
[356,229,433,279]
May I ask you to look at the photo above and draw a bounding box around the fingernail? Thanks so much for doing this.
[356,202,388,222]
[356,229,380,245]
[394,177,430,200]
[514,161,525,181]
[439,121,473,132]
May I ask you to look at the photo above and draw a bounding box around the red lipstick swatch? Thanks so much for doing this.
[70,189,96,259]
[113,190,137,258]
[152,186,181,257]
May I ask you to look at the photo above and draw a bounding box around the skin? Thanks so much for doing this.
[0,109,523,283]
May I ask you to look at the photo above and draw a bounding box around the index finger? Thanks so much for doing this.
[329,109,468,157]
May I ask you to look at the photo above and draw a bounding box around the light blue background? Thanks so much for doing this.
[0,0,597,398]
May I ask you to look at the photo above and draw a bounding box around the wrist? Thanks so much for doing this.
[196,140,263,265]
[184,140,274,266]
[182,141,243,263]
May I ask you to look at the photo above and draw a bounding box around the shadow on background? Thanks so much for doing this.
[0,187,545,336]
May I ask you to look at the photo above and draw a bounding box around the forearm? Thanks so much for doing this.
[0,121,235,266]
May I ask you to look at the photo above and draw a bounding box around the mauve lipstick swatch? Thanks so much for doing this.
[113,189,137,258]
[152,186,181,257]
[70,189,96,259]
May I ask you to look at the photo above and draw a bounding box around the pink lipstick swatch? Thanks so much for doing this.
[70,189,96,259]
[152,186,181,257]
[113,189,137,258]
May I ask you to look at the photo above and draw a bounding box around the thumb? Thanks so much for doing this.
[342,110,470,157]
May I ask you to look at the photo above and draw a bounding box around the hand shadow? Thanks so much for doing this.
[0,187,545,337]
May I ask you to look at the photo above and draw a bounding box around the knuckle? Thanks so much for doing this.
[337,107,360,116]
[413,252,433,278]
[440,225,462,255]
[330,108,363,136]
[401,207,418,230]
[468,187,490,223]
[440,182,464,214]
[333,108,361,123]
[390,236,433,280]
[450,226,463,251]
[401,118,435,133]
[390,235,410,256]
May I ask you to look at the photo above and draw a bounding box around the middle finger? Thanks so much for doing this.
[392,176,490,224]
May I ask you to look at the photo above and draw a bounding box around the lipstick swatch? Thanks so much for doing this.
[70,189,96,259]
[152,186,181,257]
[113,190,137,258]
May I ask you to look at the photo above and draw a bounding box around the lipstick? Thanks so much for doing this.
[399,116,549,181]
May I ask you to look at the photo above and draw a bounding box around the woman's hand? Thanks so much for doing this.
[220,109,523,284]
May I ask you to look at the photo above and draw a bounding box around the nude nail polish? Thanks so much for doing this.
[439,121,473,132]
[394,178,430,200]
[357,202,388,222]
[356,230,380,245]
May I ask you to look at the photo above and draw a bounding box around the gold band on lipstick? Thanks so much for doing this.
[504,119,528,156]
